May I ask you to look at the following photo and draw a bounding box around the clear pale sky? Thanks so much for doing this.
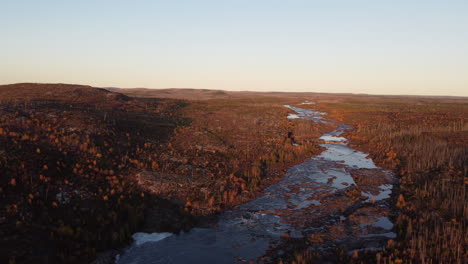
[2,0,467,96]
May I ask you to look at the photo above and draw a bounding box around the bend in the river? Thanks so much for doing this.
[117,103,396,264]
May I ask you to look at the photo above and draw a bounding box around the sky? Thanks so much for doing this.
[1,0,468,96]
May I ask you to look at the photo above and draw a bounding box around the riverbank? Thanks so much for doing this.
[116,103,397,263]
[92,101,331,263]
[319,97,468,263]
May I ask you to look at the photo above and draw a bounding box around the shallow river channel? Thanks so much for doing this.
[117,103,396,264]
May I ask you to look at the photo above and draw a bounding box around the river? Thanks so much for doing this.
[116,103,396,264]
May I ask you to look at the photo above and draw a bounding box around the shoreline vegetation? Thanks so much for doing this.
[321,98,467,263]
[1,83,466,263]
[280,97,467,263]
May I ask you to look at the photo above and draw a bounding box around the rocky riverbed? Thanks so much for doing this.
[116,103,396,264]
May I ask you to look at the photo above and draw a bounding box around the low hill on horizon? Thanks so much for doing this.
[2,83,467,101]
[0,83,131,104]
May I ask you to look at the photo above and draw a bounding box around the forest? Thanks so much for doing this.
[0,84,466,263]
[280,96,467,263]
[0,84,327,263]
[321,96,467,263]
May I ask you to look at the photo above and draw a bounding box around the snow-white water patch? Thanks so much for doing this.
[284,105,330,124]
[287,113,301,119]
[319,135,347,142]
[132,232,173,246]
[301,101,315,105]
[318,144,378,169]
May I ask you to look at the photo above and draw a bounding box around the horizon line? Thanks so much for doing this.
[2,82,468,99]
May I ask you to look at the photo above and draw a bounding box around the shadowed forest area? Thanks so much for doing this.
[0,84,327,263]
[0,84,189,263]
[0,84,466,263]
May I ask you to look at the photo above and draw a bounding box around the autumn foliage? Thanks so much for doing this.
[0,84,189,263]
[0,84,325,263]
[321,96,468,264]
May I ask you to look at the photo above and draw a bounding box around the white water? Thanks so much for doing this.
[131,233,173,246]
